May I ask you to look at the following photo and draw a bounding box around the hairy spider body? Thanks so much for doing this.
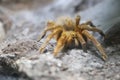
[38,15,107,61]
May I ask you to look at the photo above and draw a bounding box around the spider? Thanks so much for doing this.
[38,15,108,61]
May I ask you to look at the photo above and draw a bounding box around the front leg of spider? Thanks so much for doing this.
[76,33,87,52]
[82,30,108,61]
[53,32,67,56]
[39,29,62,53]
[75,15,87,52]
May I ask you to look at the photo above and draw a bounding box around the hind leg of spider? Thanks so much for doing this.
[81,25,105,37]
[85,21,96,27]
[53,33,67,56]
[37,20,57,41]
[37,27,55,42]
[77,33,87,52]
[39,30,62,53]
[82,30,108,61]
[75,15,81,26]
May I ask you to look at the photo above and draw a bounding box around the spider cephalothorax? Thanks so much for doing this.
[38,15,107,61]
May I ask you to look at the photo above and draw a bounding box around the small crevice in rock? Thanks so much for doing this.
[0,56,31,80]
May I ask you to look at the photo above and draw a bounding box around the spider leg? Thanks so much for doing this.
[37,27,55,42]
[75,15,81,26]
[81,25,105,37]
[84,20,96,27]
[39,29,62,53]
[76,33,87,52]
[37,24,62,41]
[82,30,108,61]
[37,20,57,41]
[53,32,67,56]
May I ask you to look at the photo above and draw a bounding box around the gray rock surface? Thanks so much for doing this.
[0,22,5,42]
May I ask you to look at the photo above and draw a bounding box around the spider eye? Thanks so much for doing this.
[71,32,76,37]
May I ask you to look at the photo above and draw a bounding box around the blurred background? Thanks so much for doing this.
[0,0,120,44]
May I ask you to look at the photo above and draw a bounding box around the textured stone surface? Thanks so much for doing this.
[0,22,5,42]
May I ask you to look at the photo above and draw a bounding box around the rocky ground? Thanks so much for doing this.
[0,0,120,80]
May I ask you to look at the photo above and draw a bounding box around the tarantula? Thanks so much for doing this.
[38,15,107,60]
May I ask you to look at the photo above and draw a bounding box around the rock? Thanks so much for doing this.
[0,21,5,42]
[0,6,13,42]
